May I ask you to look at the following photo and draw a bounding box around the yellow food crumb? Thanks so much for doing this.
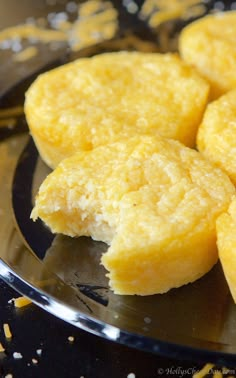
[3,323,12,339]
[13,296,32,308]
[13,46,38,62]
[141,0,206,28]
[0,342,5,353]
[79,0,103,16]
[0,24,66,43]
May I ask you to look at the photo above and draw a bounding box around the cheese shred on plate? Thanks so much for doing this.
[3,323,12,339]
[13,296,32,308]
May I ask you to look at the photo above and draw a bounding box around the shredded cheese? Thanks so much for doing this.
[0,1,118,55]
[13,46,38,62]
[3,323,12,339]
[79,0,103,16]
[141,0,207,27]
[0,24,66,43]
[69,1,118,51]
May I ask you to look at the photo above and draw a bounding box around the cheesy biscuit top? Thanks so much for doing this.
[25,51,209,168]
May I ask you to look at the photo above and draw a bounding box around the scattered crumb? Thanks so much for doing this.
[13,296,32,308]
[0,342,5,353]
[32,358,38,365]
[13,46,38,62]
[5,374,13,378]
[36,348,42,356]
[13,352,23,359]
[68,336,75,343]
[3,323,12,339]
[127,373,136,378]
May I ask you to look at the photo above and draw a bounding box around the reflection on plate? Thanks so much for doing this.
[1,0,236,367]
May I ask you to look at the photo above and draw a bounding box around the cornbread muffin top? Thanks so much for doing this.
[197,89,236,185]
[31,135,235,295]
[25,51,209,168]
[179,11,236,100]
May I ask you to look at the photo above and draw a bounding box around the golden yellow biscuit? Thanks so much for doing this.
[217,197,236,303]
[25,51,209,168]
[179,11,236,100]
[31,135,235,295]
[197,89,236,185]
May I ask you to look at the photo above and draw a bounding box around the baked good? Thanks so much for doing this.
[197,89,236,185]
[179,11,236,100]
[25,51,209,168]
[31,135,235,295]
